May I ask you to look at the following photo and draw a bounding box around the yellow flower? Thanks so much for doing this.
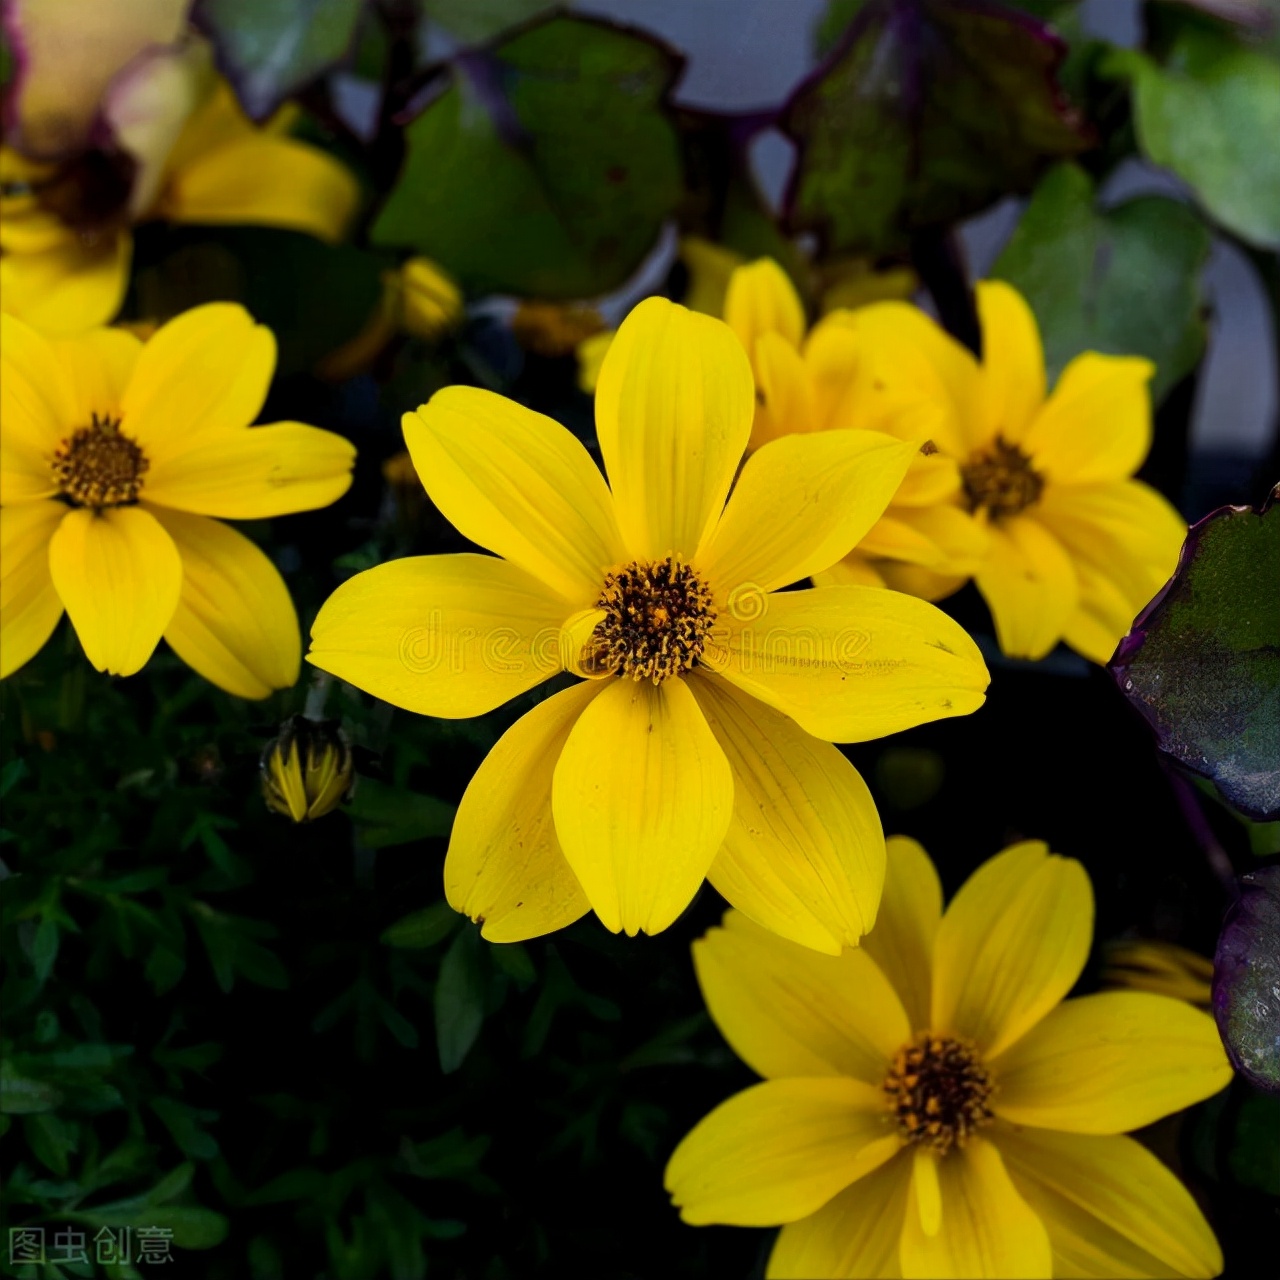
[309,299,989,948]
[0,304,355,694]
[666,838,1231,1279]
[841,281,1188,661]
[1,46,358,334]
[261,715,355,823]
[511,300,606,358]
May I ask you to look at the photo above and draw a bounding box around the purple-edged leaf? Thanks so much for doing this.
[193,0,365,121]
[1112,488,1280,821]
[784,0,1091,255]
[1214,866,1280,1092]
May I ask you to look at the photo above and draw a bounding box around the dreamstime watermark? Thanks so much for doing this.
[395,583,887,678]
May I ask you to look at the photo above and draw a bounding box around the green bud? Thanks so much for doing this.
[261,716,354,823]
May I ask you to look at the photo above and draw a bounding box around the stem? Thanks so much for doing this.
[910,227,981,357]
[1165,765,1238,901]
[303,670,333,721]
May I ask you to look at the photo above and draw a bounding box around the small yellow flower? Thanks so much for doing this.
[666,838,1231,1279]
[841,282,1188,661]
[261,715,355,823]
[309,298,989,948]
[0,304,355,694]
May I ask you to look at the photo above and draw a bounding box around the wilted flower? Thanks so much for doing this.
[261,715,355,823]
[667,838,1231,1278]
[511,300,606,358]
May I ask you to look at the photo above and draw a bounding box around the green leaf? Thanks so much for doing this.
[1228,1090,1280,1192]
[0,755,27,797]
[489,940,535,985]
[0,1069,64,1115]
[30,915,59,983]
[23,1112,78,1177]
[151,1097,220,1161]
[73,1203,230,1250]
[434,926,486,1074]
[1104,23,1280,248]
[373,15,683,297]
[349,778,454,849]
[1113,489,1280,820]
[785,0,1090,254]
[195,0,366,120]
[1214,867,1280,1092]
[422,0,562,43]
[380,901,459,949]
[993,163,1210,401]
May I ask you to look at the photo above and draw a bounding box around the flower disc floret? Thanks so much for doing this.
[883,1032,994,1154]
[961,437,1044,520]
[50,412,148,508]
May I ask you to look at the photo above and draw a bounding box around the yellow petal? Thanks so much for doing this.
[550,676,733,935]
[861,835,942,1033]
[724,258,807,357]
[931,842,1093,1058]
[692,671,885,954]
[595,298,755,558]
[813,553,887,589]
[997,1127,1223,1279]
[891,452,963,506]
[751,330,816,447]
[53,328,143,423]
[767,1150,912,1280]
[857,513,952,567]
[146,505,299,698]
[404,386,624,605]
[680,235,745,316]
[975,281,1046,441]
[913,1148,943,1236]
[899,1137,1052,1280]
[699,429,917,593]
[975,515,1078,661]
[0,229,131,334]
[161,132,359,244]
[575,328,614,394]
[1022,353,1155,484]
[692,909,909,1084]
[309,553,569,718]
[445,681,598,942]
[143,420,354,518]
[877,504,990,577]
[878,562,968,603]
[47,505,181,676]
[1062,561,1141,666]
[706,585,989,743]
[120,303,277,460]
[0,500,67,678]
[990,991,1231,1133]
[665,1077,899,1227]
[0,311,75,503]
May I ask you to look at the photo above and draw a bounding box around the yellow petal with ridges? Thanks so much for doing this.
[706,584,989,743]
[665,1077,899,1226]
[147,505,299,698]
[595,298,755,559]
[143,420,354,518]
[913,1148,943,1237]
[47,505,181,676]
[891,452,963,506]
[884,504,991,576]
[309,553,569,718]
[0,500,67,678]
[445,681,599,942]
[404,385,624,605]
[899,1137,1052,1279]
[975,515,1077,660]
[693,671,885,954]
[877,561,968,603]
[699,429,917,594]
[976,280,1046,442]
[551,676,733,935]
[931,842,1093,1058]
[0,312,75,503]
[752,330,816,446]
[693,909,910,1083]
[861,835,942,1033]
[724,257,807,357]
[997,1127,1223,1279]
[54,328,142,423]
[1063,560,1140,666]
[990,991,1231,1132]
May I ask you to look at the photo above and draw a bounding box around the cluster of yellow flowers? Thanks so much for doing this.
[0,63,1225,1277]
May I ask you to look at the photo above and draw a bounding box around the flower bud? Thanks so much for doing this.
[261,715,354,823]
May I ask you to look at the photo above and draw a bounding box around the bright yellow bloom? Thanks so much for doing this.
[1,49,358,334]
[841,282,1187,661]
[667,838,1231,1279]
[0,304,355,694]
[309,299,989,948]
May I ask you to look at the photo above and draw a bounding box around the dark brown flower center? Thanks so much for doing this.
[50,413,149,508]
[961,437,1044,519]
[588,557,716,684]
[883,1033,994,1154]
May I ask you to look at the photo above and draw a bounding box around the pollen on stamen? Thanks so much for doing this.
[588,556,716,684]
[961,437,1044,519]
[50,412,149,508]
[883,1032,994,1155]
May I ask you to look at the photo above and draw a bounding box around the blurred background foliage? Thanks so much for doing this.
[2,0,1278,1276]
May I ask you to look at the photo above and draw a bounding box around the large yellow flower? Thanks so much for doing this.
[666,838,1231,1279]
[309,299,989,948]
[0,49,358,334]
[841,282,1187,662]
[0,304,355,695]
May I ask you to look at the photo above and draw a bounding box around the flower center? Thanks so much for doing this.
[961,437,1044,519]
[883,1032,994,1154]
[50,413,149,508]
[589,557,717,684]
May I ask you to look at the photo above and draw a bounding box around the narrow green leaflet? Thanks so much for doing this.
[373,15,683,297]
[434,926,487,1074]
[994,163,1210,401]
[1104,22,1280,248]
[349,778,454,849]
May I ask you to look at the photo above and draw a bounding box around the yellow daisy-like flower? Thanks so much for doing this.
[309,299,990,948]
[0,304,356,695]
[841,281,1188,661]
[666,838,1231,1279]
